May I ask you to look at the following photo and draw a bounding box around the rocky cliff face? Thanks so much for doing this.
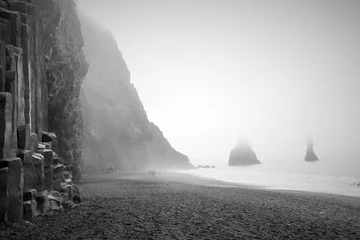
[0,0,87,222]
[43,0,88,179]
[79,14,193,172]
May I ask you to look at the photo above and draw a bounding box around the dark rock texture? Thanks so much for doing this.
[305,138,319,162]
[43,0,88,180]
[78,14,193,172]
[229,140,261,166]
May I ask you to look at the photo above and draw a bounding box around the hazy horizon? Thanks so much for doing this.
[77,0,360,167]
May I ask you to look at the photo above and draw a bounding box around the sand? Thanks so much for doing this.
[1,171,360,239]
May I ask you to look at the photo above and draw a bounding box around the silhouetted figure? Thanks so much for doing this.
[305,138,319,162]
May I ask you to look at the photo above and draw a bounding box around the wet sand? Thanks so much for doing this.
[1,171,360,239]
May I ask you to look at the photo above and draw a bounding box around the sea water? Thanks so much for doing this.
[178,160,360,197]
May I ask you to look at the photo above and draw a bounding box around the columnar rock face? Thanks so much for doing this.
[78,14,193,172]
[0,0,85,222]
[229,139,261,166]
[305,138,319,162]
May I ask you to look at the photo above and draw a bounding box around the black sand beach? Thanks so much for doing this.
[1,172,360,239]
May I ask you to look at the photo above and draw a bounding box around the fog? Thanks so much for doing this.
[77,0,360,169]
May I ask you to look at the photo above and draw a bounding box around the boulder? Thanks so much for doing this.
[63,171,72,179]
[0,167,8,222]
[23,189,37,201]
[228,139,261,166]
[37,149,52,168]
[48,190,62,205]
[23,200,38,220]
[65,178,72,185]
[49,200,61,211]
[17,124,30,150]
[62,192,69,202]
[36,190,50,214]
[42,132,58,154]
[53,164,65,191]
[61,183,73,199]
[7,158,23,222]
[62,200,77,210]
[72,184,81,203]
[52,151,59,165]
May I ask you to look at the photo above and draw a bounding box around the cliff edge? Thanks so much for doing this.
[78,14,193,172]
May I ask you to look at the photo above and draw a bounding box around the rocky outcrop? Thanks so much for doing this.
[78,14,193,172]
[305,138,319,162]
[0,0,84,222]
[43,0,88,180]
[228,139,261,166]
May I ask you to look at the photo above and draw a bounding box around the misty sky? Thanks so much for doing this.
[77,0,360,166]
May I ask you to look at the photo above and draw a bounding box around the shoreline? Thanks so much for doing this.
[80,171,360,199]
[2,171,360,239]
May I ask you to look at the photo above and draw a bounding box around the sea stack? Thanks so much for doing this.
[228,139,261,166]
[305,138,319,162]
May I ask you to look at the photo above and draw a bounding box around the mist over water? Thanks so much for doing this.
[77,0,360,195]
[179,160,360,197]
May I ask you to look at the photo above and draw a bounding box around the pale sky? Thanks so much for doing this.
[77,0,360,166]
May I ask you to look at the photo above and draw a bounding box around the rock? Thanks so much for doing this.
[43,165,53,191]
[0,167,9,222]
[17,124,30,150]
[42,132,58,154]
[0,93,13,159]
[53,163,65,191]
[63,171,72,179]
[29,133,38,153]
[49,200,61,211]
[48,190,62,205]
[305,138,319,162]
[7,158,23,222]
[36,190,50,214]
[18,150,32,165]
[37,149,52,168]
[65,178,72,185]
[228,139,261,166]
[61,183,73,199]
[52,151,59,165]
[23,189,37,201]
[23,200,38,220]
[73,195,81,204]
[37,143,45,150]
[23,153,44,191]
[62,192,69,202]
[62,200,75,210]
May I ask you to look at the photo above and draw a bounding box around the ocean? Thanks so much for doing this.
[177,160,360,197]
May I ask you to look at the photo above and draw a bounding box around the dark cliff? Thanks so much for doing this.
[43,0,88,179]
[0,0,87,222]
[78,14,193,172]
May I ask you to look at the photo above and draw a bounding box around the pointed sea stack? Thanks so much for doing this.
[305,138,319,162]
[228,139,261,166]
